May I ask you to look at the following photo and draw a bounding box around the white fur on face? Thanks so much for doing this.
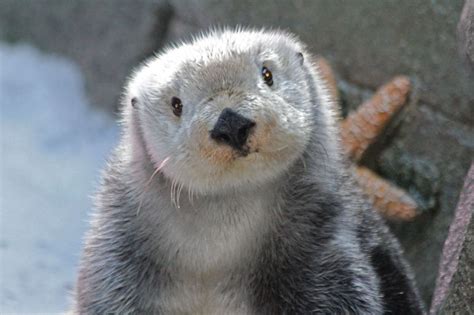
[126,29,314,195]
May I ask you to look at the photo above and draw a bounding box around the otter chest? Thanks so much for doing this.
[157,279,254,314]
[151,194,274,314]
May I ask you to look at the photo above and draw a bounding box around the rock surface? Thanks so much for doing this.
[0,0,171,112]
[458,0,474,74]
[1,0,473,306]
[431,163,473,314]
[440,217,474,313]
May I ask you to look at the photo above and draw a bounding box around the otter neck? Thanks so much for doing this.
[133,155,285,275]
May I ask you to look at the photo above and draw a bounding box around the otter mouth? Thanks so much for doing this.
[234,145,253,158]
[238,150,250,157]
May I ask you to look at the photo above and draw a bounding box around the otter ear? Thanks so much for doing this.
[131,97,138,108]
[296,52,304,66]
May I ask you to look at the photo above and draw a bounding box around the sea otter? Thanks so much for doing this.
[73,28,424,314]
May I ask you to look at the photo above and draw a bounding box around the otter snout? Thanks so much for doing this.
[210,108,256,152]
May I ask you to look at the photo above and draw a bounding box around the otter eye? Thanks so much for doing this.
[131,97,138,108]
[171,97,183,117]
[262,66,273,86]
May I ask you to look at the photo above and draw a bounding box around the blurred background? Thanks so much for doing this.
[0,0,473,313]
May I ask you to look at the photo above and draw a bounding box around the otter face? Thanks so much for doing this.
[127,29,316,194]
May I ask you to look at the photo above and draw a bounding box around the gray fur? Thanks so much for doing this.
[72,28,424,314]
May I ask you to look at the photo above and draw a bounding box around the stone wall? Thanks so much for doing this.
[1,0,472,306]
[0,0,172,113]
[432,164,473,314]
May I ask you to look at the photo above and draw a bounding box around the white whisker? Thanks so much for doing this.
[176,182,184,209]
[136,156,170,216]
[300,155,307,171]
[266,144,288,153]
[170,178,176,208]
[187,185,192,206]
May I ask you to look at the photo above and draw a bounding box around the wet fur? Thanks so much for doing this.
[73,28,424,314]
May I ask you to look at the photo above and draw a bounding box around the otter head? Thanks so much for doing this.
[126,29,318,195]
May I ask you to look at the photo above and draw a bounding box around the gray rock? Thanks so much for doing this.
[433,164,474,314]
[0,0,172,112]
[169,0,473,125]
[458,0,474,74]
[440,217,474,313]
[375,104,473,303]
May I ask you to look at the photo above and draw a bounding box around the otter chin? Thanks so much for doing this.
[73,28,424,314]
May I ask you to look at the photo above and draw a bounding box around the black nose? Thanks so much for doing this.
[210,108,256,150]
